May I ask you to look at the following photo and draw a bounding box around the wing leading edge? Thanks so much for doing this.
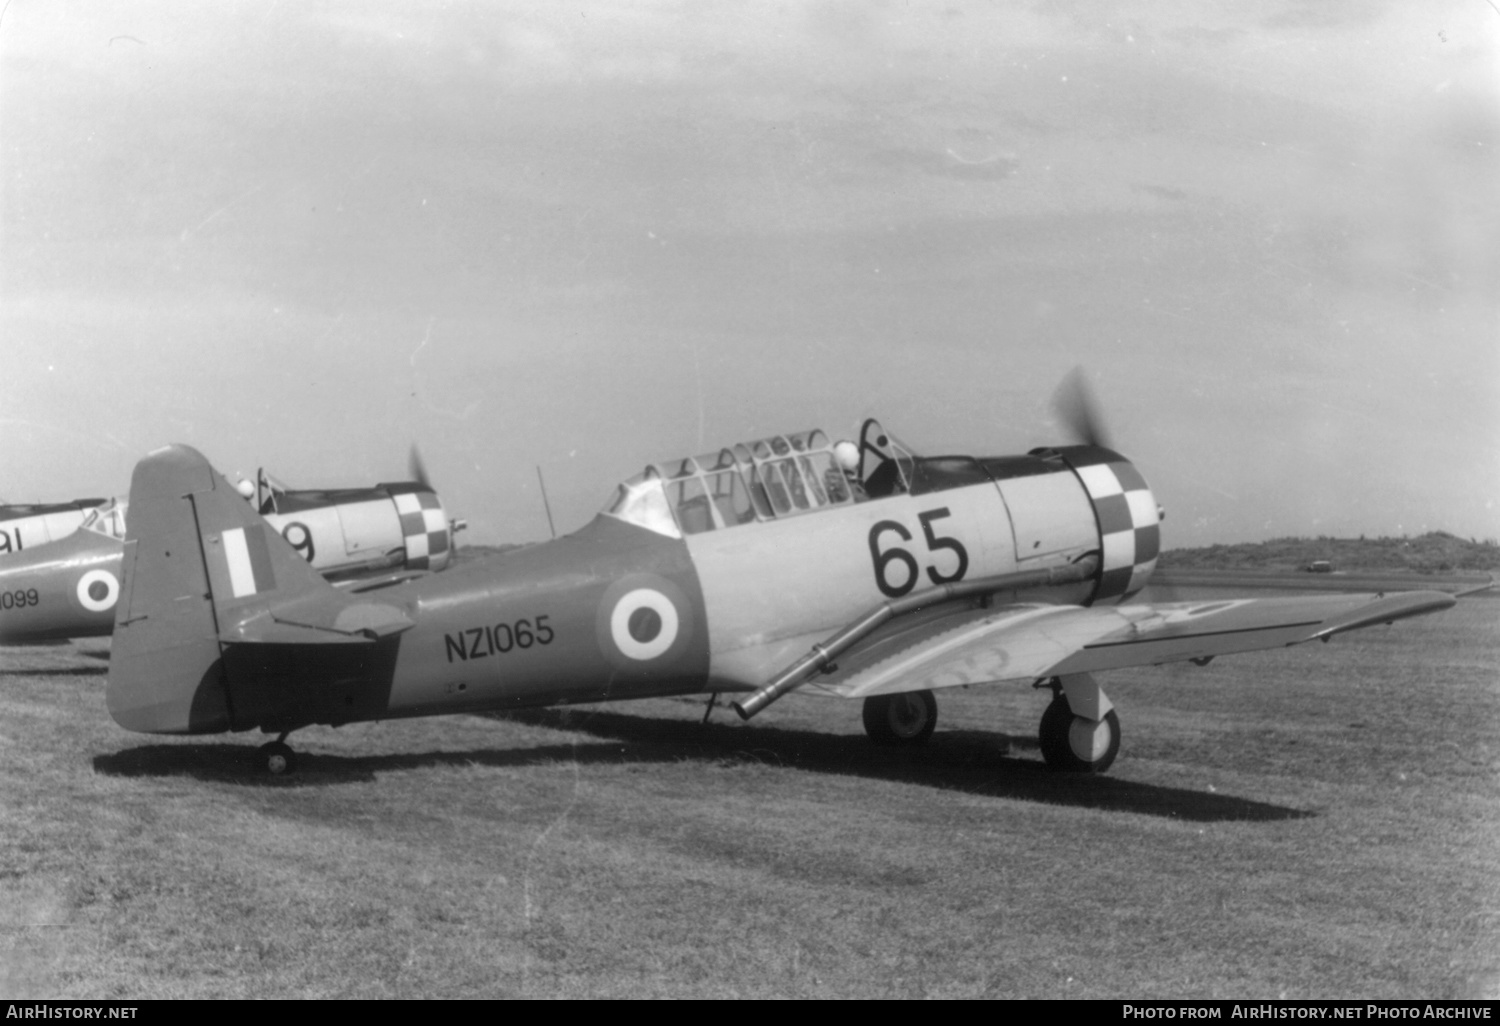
[804,591,1457,701]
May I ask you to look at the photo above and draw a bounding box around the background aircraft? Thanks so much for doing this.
[103,401,1455,775]
[0,497,116,555]
[240,453,465,579]
[0,459,464,645]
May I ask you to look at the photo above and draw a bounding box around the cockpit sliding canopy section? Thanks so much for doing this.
[603,429,866,537]
[79,499,128,540]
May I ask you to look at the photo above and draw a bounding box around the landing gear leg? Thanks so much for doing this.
[258,732,297,776]
[862,690,937,746]
[1037,674,1120,773]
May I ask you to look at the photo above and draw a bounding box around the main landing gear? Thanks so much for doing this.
[862,690,937,746]
[1036,674,1120,774]
[257,733,297,776]
[858,675,1122,774]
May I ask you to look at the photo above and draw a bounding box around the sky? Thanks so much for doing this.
[2,0,1496,547]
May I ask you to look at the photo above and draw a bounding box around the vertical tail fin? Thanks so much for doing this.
[107,444,390,734]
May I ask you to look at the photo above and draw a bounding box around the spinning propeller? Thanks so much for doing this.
[1053,367,1168,599]
[408,444,433,491]
[1051,366,1112,450]
[409,443,468,543]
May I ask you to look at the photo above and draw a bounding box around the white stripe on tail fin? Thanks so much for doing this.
[222,525,275,597]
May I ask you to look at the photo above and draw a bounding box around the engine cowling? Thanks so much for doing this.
[386,484,456,572]
[1044,445,1161,603]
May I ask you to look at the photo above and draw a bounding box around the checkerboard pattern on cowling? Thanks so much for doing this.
[1068,452,1159,603]
[393,490,450,570]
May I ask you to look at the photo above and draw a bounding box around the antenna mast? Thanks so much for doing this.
[535,465,557,540]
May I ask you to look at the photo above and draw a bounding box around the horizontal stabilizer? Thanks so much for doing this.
[332,569,429,593]
[222,599,414,644]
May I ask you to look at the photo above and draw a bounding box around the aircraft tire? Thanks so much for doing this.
[1038,693,1120,773]
[862,690,937,746]
[258,741,297,776]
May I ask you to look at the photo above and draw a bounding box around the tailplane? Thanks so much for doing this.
[108,445,411,735]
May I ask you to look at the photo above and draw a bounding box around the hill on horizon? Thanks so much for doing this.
[1159,531,1500,574]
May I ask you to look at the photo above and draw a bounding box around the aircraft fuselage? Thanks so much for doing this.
[169,446,1158,735]
[0,529,121,644]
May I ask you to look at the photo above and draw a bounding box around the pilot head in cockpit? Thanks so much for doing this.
[830,440,866,503]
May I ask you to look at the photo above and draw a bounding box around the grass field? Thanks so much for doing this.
[1,595,1495,998]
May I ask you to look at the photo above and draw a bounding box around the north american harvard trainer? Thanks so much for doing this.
[103,401,1455,775]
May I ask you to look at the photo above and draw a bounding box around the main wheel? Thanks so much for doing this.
[258,741,297,776]
[1038,693,1120,773]
[862,690,937,746]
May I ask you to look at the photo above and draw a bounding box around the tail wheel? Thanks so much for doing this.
[862,690,937,746]
[258,741,297,776]
[1038,693,1120,773]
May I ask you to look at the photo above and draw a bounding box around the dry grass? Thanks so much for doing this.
[1,597,1496,998]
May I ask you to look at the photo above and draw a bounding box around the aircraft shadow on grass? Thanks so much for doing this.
[92,705,1313,823]
[0,647,111,674]
[0,664,109,677]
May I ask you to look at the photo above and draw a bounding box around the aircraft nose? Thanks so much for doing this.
[417,490,454,570]
[425,493,453,570]
[1054,447,1161,603]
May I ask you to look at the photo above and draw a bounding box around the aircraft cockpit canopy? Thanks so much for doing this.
[79,499,127,540]
[255,470,292,516]
[603,429,864,538]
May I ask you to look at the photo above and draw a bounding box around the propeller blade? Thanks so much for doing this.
[408,444,432,491]
[1052,367,1112,450]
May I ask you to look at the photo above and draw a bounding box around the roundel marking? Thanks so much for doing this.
[594,572,700,675]
[609,588,680,661]
[77,569,119,613]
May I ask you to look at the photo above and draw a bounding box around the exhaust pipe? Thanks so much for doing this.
[732,557,1099,720]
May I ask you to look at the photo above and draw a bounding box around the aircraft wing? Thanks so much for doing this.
[803,591,1456,701]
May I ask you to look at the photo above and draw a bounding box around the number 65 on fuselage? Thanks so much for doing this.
[105,421,1455,776]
